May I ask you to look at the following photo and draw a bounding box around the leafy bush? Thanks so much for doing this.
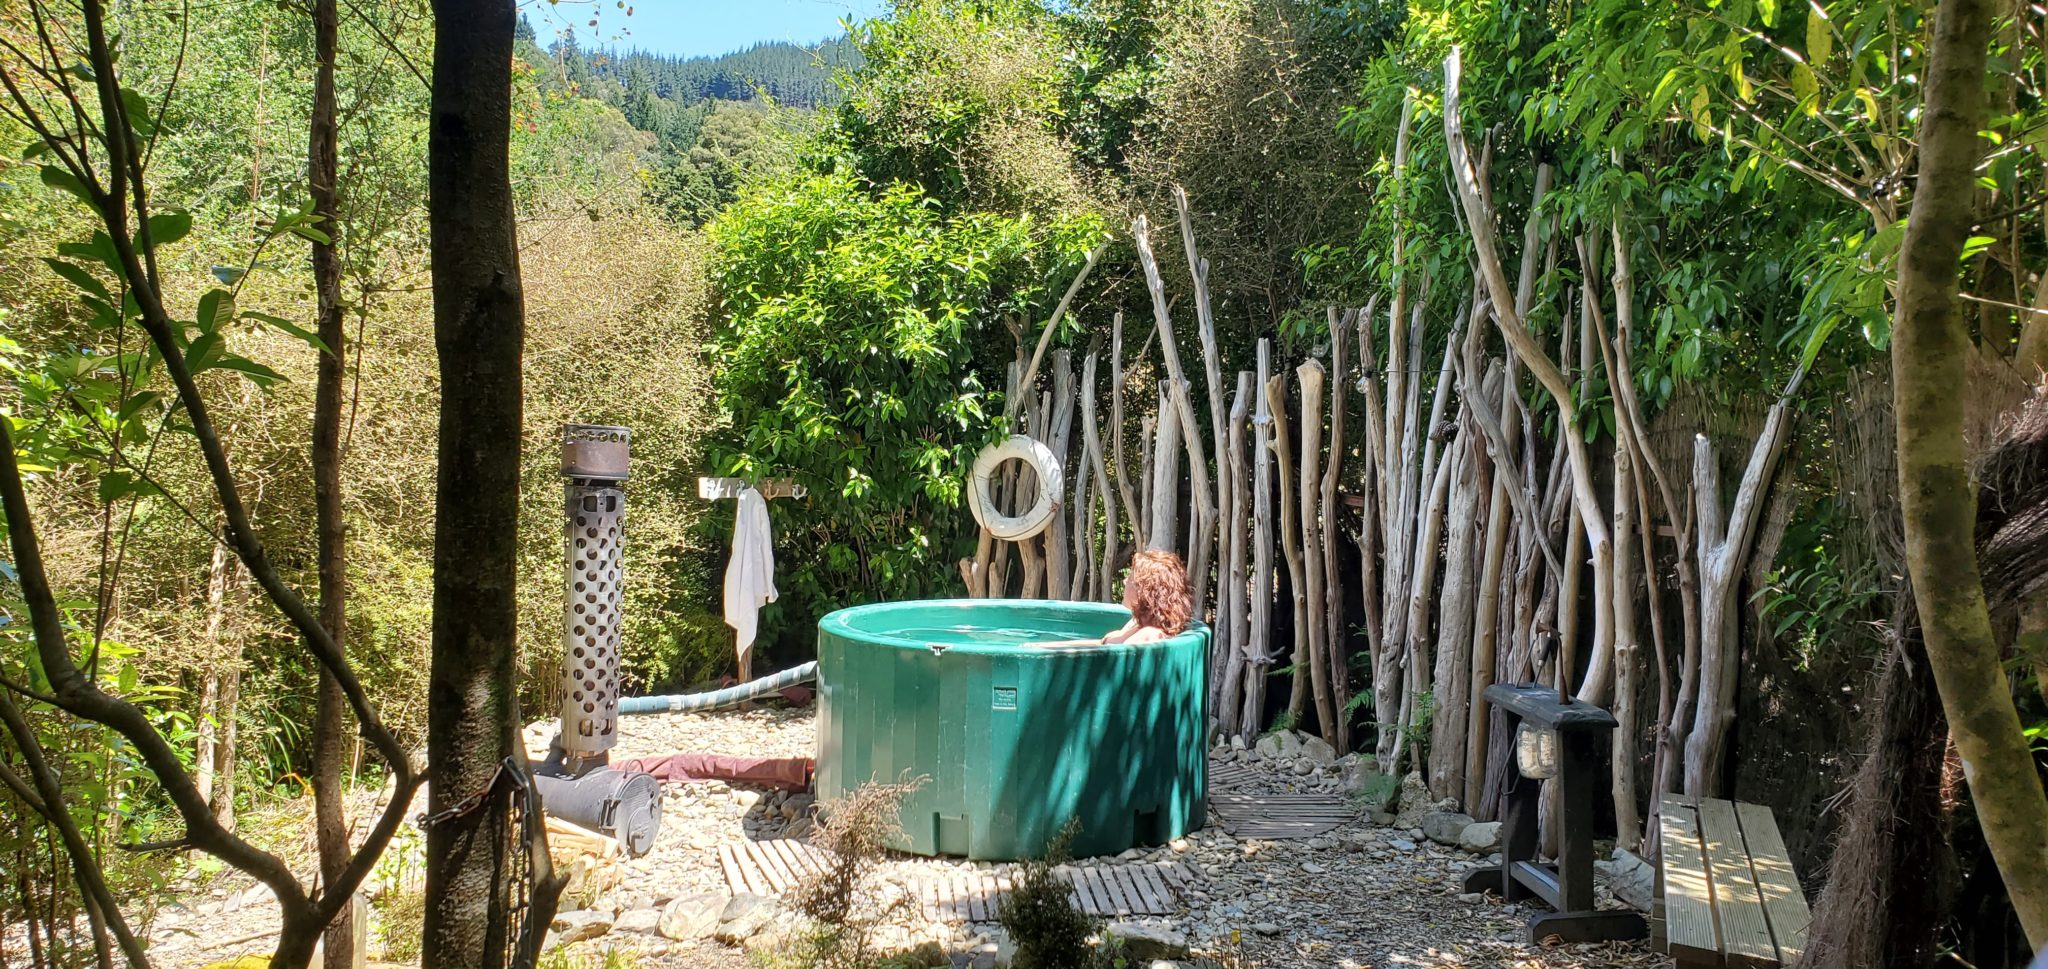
[706,169,1102,640]
[997,819,1128,969]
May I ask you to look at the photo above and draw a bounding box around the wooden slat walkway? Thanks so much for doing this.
[1208,758,1257,790]
[912,861,1195,923]
[718,841,1198,924]
[718,839,838,897]
[1208,791,1355,839]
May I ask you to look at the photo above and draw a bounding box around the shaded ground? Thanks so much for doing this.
[135,704,1665,968]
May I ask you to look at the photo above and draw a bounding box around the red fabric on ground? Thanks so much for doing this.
[614,752,814,791]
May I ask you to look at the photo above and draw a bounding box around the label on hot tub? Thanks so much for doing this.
[992,686,1018,710]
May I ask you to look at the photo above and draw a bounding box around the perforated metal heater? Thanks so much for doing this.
[558,424,629,774]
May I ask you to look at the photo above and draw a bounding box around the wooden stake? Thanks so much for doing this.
[1247,341,1277,736]
[1298,358,1336,746]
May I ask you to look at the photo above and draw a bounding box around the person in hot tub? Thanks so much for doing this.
[1036,549,1190,647]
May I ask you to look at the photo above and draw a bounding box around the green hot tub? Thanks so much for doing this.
[815,599,1208,861]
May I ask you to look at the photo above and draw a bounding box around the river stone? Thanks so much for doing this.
[1458,821,1502,853]
[1107,920,1190,961]
[547,909,612,948]
[659,891,729,940]
[1391,772,1432,827]
[613,906,662,934]
[1598,847,1656,911]
[1421,811,1477,845]
[714,893,781,943]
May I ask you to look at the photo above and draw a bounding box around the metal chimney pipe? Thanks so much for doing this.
[558,424,629,771]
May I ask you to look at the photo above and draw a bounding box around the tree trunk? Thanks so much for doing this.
[1890,0,2048,944]
[307,0,353,962]
[424,1,550,963]
[1297,360,1336,746]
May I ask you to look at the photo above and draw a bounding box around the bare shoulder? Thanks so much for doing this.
[1125,627,1167,644]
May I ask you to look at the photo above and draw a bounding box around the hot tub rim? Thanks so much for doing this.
[817,598,1210,656]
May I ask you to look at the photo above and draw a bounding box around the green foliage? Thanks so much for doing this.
[707,168,1104,633]
[998,819,1128,969]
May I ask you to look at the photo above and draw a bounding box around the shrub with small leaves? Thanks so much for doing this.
[998,819,1130,969]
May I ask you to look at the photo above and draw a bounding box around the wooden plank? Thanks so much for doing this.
[718,845,746,897]
[768,840,809,888]
[1698,798,1776,968]
[1138,866,1170,913]
[966,874,988,922]
[754,843,794,893]
[1115,865,1159,914]
[1735,802,1810,966]
[1659,795,1720,965]
[1097,866,1134,915]
[1059,866,1099,914]
[737,846,775,896]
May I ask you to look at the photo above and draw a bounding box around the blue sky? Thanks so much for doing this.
[525,0,892,59]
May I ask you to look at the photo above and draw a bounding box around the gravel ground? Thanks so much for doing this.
[134,703,1667,969]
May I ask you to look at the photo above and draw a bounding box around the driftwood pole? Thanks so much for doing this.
[1047,351,1078,599]
[1298,359,1336,746]
[1110,313,1142,552]
[1178,189,1231,631]
[1148,387,1182,551]
[1134,217,1216,605]
[1218,373,1254,735]
[1321,308,1356,753]
[1079,350,1114,602]
[1267,371,1309,725]
[1247,340,1277,737]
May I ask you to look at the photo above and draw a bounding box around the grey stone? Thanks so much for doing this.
[658,891,729,941]
[1392,772,1433,828]
[613,906,661,934]
[714,893,781,944]
[1291,760,1314,776]
[1458,821,1503,853]
[1389,838,1417,852]
[1421,811,1477,845]
[1597,847,1656,911]
[1299,736,1337,766]
[1253,733,1285,760]
[546,909,611,948]
[1106,920,1190,961]
[1252,921,1282,936]
[784,816,815,839]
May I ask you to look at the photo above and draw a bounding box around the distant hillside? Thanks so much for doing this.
[523,19,859,116]
[602,38,862,111]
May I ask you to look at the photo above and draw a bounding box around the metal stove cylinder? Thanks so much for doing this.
[559,424,630,763]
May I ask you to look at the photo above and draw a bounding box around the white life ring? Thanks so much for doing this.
[969,435,1064,541]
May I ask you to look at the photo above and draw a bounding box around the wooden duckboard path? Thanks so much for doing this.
[719,839,838,896]
[719,840,1195,924]
[914,861,1195,923]
[1208,758,1256,790]
[1208,791,1355,839]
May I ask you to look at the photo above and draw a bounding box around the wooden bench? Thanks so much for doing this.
[1657,795,1811,968]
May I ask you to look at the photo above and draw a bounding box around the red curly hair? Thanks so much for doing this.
[1125,549,1191,635]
